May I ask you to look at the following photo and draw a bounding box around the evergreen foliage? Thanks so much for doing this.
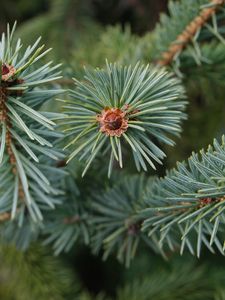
[91,175,150,267]
[141,136,225,257]
[63,62,186,176]
[1,0,225,298]
[0,22,64,225]
[153,0,225,70]
[153,0,209,59]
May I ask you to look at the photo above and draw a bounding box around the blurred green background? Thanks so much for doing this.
[0,0,168,34]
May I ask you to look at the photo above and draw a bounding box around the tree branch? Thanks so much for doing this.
[157,0,225,66]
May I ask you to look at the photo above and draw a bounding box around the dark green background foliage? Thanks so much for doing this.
[1,0,225,299]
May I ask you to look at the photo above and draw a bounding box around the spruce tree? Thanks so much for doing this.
[1,0,225,299]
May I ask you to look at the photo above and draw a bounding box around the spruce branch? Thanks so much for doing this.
[141,135,225,257]
[0,162,69,250]
[62,62,187,177]
[87,136,225,264]
[155,0,225,66]
[90,175,162,267]
[0,22,64,223]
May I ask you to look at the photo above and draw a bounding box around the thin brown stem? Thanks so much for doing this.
[53,78,74,85]
[0,87,16,170]
[63,215,80,224]
[0,212,11,222]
